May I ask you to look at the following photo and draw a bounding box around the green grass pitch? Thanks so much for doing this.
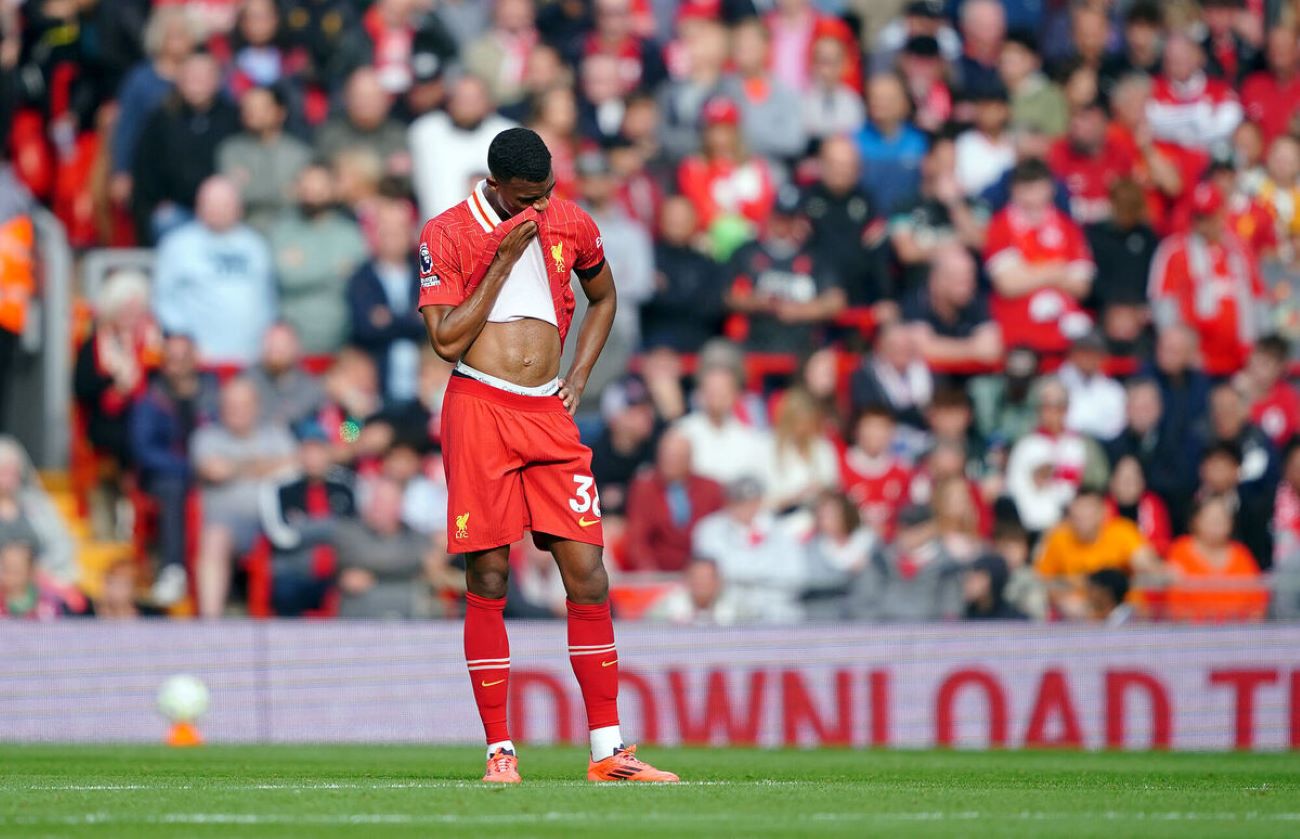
[1,745,1297,838]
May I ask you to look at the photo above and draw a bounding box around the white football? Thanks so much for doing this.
[157,674,210,722]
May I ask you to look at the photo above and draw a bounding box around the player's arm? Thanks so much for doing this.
[421,221,539,362]
[559,261,617,415]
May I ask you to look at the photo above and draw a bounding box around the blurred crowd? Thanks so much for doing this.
[3,0,1300,623]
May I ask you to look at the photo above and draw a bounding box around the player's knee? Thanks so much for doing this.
[467,567,509,599]
[466,549,511,599]
[566,563,609,605]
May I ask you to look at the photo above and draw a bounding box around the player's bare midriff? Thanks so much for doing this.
[462,318,563,388]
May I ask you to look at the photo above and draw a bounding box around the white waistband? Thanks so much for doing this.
[454,361,560,397]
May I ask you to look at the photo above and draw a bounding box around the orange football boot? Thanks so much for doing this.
[587,745,679,782]
[482,748,521,783]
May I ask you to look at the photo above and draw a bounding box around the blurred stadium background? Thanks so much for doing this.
[1,0,1300,769]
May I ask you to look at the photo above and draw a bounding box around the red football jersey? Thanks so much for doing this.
[840,448,910,540]
[1252,381,1300,448]
[417,181,605,346]
[1148,231,1265,377]
[1046,137,1137,224]
[1168,193,1280,258]
[1106,493,1172,557]
[984,206,1095,354]
[1106,124,1210,235]
[677,156,776,231]
[1241,71,1300,145]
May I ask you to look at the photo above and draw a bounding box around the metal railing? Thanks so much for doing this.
[4,209,72,467]
[77,248,154,304]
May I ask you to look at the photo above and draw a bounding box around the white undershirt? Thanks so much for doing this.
[468,181,559,328]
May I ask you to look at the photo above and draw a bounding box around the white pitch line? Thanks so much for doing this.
[5,811,1300,827]
[3,779,817,792]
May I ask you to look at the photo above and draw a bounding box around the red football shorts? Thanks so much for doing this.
[441,374,604,553]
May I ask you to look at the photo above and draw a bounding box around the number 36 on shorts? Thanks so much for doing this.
[569,475,601,518]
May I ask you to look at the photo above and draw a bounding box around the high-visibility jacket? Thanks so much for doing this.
[0,215,35,335]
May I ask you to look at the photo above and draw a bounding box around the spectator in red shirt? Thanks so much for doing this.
[1107,74,1202,234]
[1106,454,1172,557]
[840,407,911,541]
[581,0,667,97]
[1235,335,1300,448]
[677,97,777,236]
[1146,32,1243,160]
[1241,25,1300,145]
[623,428,725,573]
[1047,98,1136,224]
[1205,160,1281,262]
[984,158,1096,356]
[1165,159,1278,264]
[1149,182,1267,378]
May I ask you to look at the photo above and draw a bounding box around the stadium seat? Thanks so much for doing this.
[243,536,339,619]
[8,110,54,200]
[609,576,679,621]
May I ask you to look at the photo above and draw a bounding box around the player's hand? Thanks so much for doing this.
[557,376,584,415]
[494,220,539,267]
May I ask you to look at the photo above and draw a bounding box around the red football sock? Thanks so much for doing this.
[464,592,510,744]
[566,599,620,731]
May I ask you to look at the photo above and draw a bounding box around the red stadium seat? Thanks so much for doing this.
[201,363,249,383]
[832,306,877,336]
[608,578,677,621]
[244,537,274,619]
[9,110,54,200]
[243,535,339,619]
[52,132,101,248]
[301,355,334,376]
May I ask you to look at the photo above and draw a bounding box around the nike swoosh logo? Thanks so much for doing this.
[601,659,618,668]
[480,679,506,687]
[578,517,601,528]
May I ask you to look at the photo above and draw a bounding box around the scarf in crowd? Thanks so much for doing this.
[1186,232,1257,348]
